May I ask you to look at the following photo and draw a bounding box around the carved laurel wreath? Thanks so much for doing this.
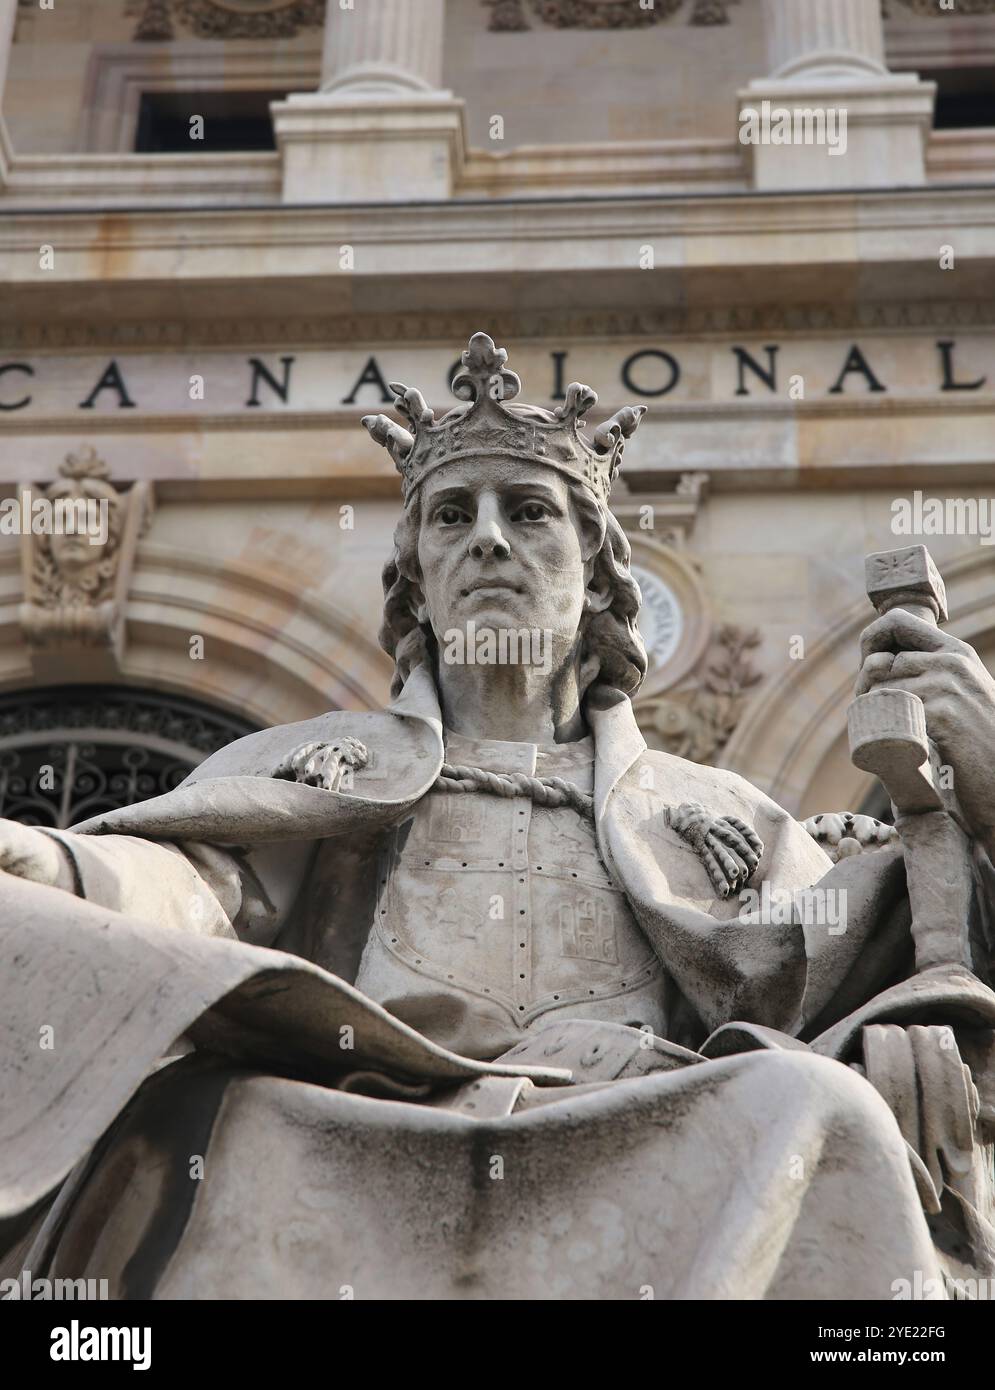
[126,0,995,43]
[883,0,995,13]
[488,0,995,30]
[485,0,740,30]
[126,0,327,42]
[637,624,763,766]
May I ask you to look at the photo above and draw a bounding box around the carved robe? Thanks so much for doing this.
[2,665,993,1299]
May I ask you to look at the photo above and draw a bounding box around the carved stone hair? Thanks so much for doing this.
[378,480,648,701]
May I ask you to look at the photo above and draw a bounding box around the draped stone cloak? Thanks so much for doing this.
[2,665,994,1299]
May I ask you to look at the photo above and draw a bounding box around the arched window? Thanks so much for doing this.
[0,686,258,829]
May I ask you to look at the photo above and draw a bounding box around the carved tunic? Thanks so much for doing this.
[354,731,664,1058]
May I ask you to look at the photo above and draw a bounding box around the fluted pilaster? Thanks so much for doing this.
[764,0,887,80]
[0,0,18,110]
[272,0,463,203]
[740,0,934,190]
[320,0,447,96]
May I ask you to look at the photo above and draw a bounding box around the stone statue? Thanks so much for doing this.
[2,334,995,1300]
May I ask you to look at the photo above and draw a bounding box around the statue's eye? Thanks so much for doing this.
[438,506,467,525]
[515,502,549,522]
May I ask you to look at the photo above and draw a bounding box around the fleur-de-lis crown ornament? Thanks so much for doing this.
[60,446,112,482]
[361,332,646,505]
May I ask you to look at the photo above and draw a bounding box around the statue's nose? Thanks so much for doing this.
[468,519,511,560]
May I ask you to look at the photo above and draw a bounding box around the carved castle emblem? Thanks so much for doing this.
[559,898,618,965]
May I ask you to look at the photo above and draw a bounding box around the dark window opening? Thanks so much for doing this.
[918,68,995,130]
[134,90,288,153]
[0,686,259,828]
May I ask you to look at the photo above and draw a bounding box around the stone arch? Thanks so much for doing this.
[720,549,995,819]
[0,541,395,732]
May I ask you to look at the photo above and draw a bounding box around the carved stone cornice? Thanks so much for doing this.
[4,299,995,353]
[126,0,326,42]
[612,472,709,550]
[485,0,740,30]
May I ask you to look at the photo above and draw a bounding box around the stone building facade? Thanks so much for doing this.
[0,0,993,826]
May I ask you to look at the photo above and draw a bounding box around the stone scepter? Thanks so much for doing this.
[848,544,976,974]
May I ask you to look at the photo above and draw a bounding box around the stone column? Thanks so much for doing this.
[738,0,935,191]
[272,0,465,204]
[0,0,17,103]
[319,0,445,96]
[0,0,18,182]
[764,0,886,80]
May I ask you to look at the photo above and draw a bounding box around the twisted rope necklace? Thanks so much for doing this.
[433,762,594,821]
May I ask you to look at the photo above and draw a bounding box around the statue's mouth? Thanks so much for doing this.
[460,580,522,597]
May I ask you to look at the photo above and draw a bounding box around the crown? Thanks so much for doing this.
[361,332,646,505]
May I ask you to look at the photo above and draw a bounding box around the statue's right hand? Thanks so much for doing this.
[272,737,369,792]
[0,820,75,890]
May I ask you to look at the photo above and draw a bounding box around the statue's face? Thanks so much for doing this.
[50,528,103,576]
[415,458,597,651]
[48,487,114,577]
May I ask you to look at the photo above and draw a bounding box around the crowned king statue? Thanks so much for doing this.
[2,335,995,1300]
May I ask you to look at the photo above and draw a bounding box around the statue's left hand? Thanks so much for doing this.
[856,608,995,854]
[667,802,764,899]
